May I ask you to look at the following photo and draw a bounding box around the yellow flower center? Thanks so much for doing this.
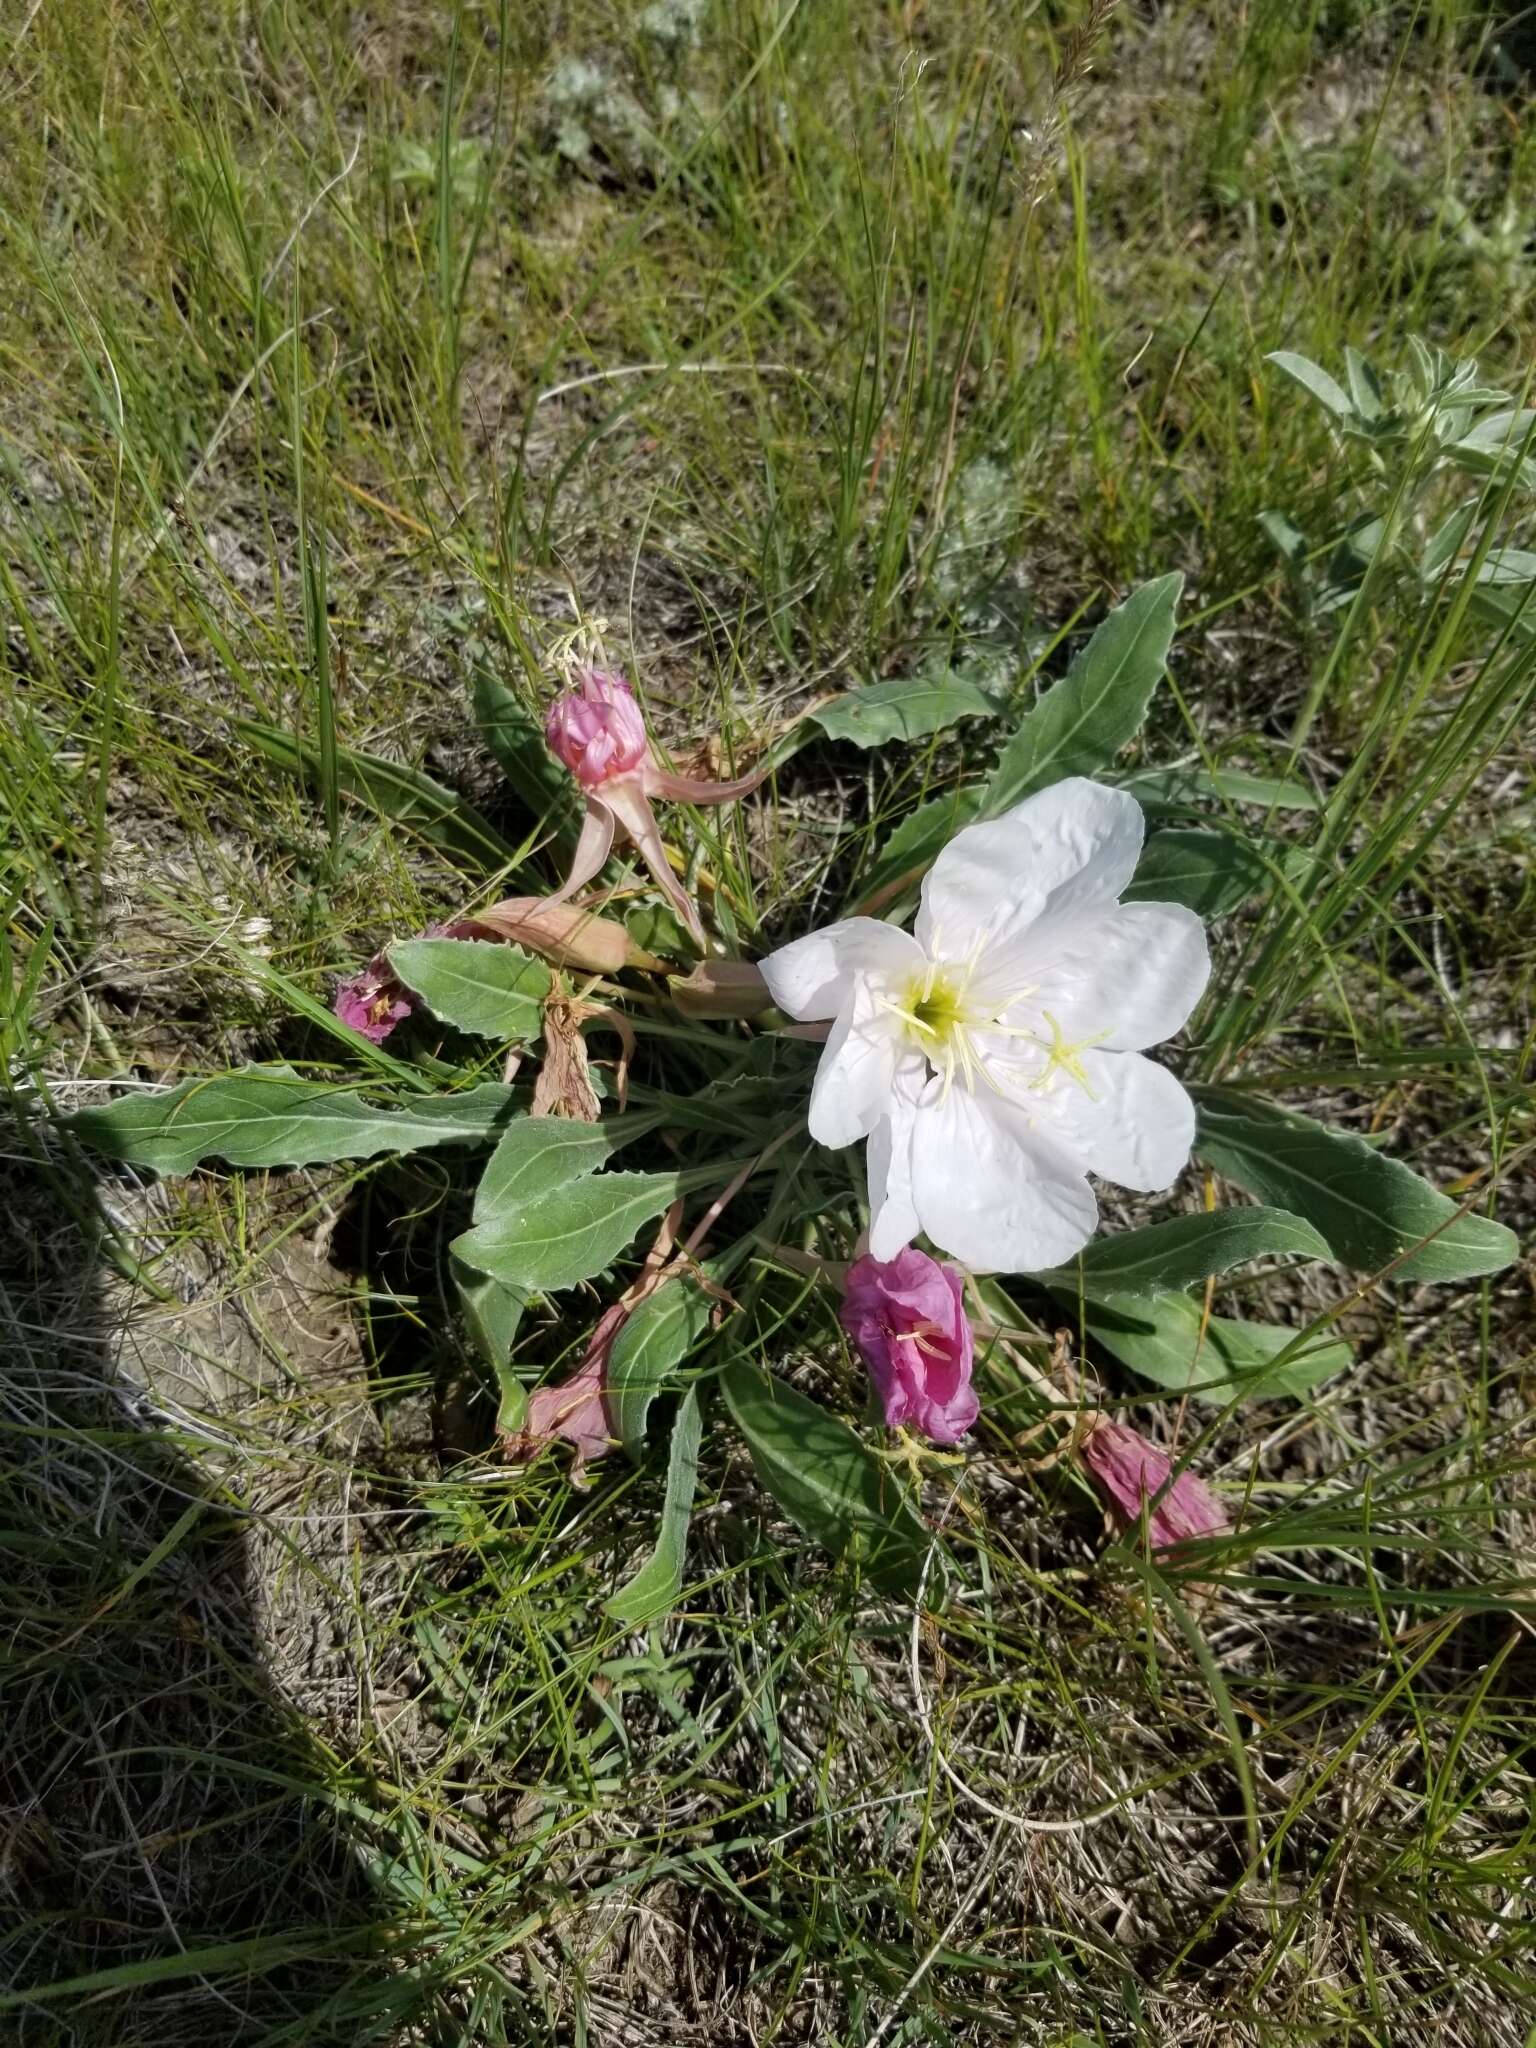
[882,953,1105,1105]
[905,970,972,1046]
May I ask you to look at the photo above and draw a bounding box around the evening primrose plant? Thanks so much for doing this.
[63,579,1518,1605]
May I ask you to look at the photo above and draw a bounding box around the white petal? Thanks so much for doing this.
[1024,901,1210,1051]
[918,779,1145,1001]
[866,1071,923,1259]
[1022,1048,1196,1192]
[807,984,908,1149]
[759,916,924,1022]
[908,1084,1097,1273]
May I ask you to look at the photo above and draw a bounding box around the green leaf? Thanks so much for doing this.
[1420,502,1477,582]
[236,717,517,869]
[472,1111,658,1218]
[470,666,584,853]
[1060,1285,1351,1403]
[1266,350,1355,418]
[388,937,550,1040]
[809,670,998,749]
[604,1388,704,1627]
[454,1169,683,1293]
[1342,346,1384,421]
[1120,764,1322,814]
[850,786,984,911]
[985,574,1182,814]
[63,1070,518,1174]
[609,1274,719,1453]
[1193,1089,1519,1283]
[451,1253,530,1430]
[1126,828,1271,917]
[721,1359,933,1598]
[1043,1206,1332,1298]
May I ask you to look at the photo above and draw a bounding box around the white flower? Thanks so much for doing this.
[760,778,1210,1273]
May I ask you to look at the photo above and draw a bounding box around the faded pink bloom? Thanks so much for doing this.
[1077,1419,1230,1553]
[508,1345,613,1482]
[543,664,769,947]
[331,920,486,1044]
[839,1248,978,1446]
[333,956,413,1043]
[545,667,650,788]
[504,1203,691,1483]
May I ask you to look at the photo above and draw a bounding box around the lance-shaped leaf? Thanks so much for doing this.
[604,1389,704,1628]
[609,1269,720,1454]
[454,1108,692,1294]
[1193,1089,1518,1283]
[455,1170,684,1295]
[451,1254,531,1431]
[1058,1285,1351,1403]
[809,670,999,749]
[1266,351,1355,419]
[63,1070,518,1174]
[389,937,550,1040]
[721,1360,934,1598]
[1119,764,1323,816]
[985,573,1182,814]
[471,1110,660,1218]
[1125,829,1272,918]
[1040,1206,1331,1299]
[237,717,516,868]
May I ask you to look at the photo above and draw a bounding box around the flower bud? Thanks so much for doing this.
[839,1248,978,1445]
[668,957,772,1019]
[1076,1419,1229,1553]
[470,896,663,974]
[544,667,649,789]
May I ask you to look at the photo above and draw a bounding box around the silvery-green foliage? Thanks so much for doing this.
[1263,340,1536,635]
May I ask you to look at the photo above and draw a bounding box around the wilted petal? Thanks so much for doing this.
[551,796,618,905]
[1077,1418,1229,1553]
[505,1348,612,1483]
[602,777,707,945]
[645,760,771,805]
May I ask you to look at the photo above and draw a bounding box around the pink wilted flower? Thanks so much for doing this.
[1077,1418,1229,1554]
[332,918,485,1044]
[839,1248,978,1446]
[544,665,768,947]
[333,954,414,1044]
[508,1346,614,1482]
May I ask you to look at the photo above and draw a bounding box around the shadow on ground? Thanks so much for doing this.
[0,1136,404,2045]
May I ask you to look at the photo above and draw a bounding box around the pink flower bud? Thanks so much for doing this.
[544,667,649,789]
[839,1249,978,1445]
[667,958,771,1018]
[469,895,664,974]
[1077,1419,1229,1553]
[333,957,413,1043]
